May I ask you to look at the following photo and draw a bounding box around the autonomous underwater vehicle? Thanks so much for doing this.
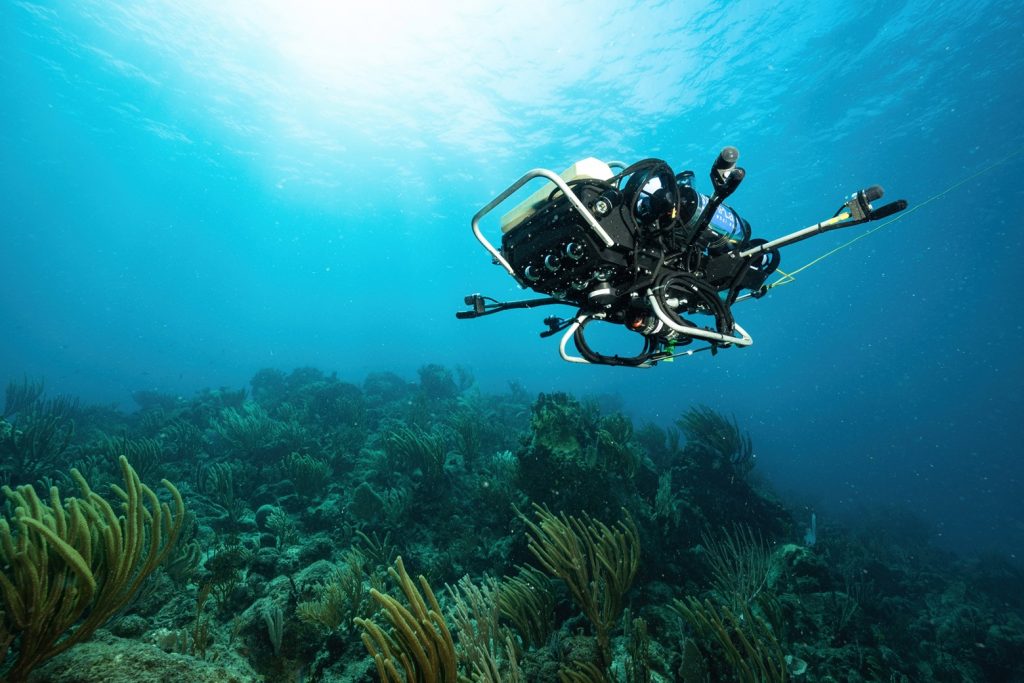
[457,147,907,367]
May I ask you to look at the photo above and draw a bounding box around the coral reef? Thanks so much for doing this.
[0,369,1020,683]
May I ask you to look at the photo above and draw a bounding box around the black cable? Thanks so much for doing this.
[572,317,658,367]
[653,272,734,336]
[547,178,613,203]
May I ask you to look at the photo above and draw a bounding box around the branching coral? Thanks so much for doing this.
[2,377,44,420]
[672,526,787,683]
[702,525,774,613]
[558,660,612,682]
[448,575,522,682]
[497,565,556,651]
[595,413,642,478]
[282,451,330,497]
[671,597,787,683]
[99,433,162,483]
[200,461,246,526]
[0,456,185,682]
[213,402,284,457]
[0,397,76,485]
[384,426,448,489]
[676,405,753,472]
[297,550,372,634]
[355,556,458,683]
[517,504,640,670]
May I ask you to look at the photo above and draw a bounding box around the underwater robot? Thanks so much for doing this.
[458,147,906,367]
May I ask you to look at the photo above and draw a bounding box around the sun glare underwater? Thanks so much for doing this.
[1,1,1023,682]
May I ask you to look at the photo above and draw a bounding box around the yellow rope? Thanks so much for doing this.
[766,145,1024,289]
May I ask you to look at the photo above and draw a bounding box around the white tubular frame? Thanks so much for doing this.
[470,168,615,279]
[646,292,754,347]
[557,316,592,365]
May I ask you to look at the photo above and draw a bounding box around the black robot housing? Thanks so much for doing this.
[458,147,906,367]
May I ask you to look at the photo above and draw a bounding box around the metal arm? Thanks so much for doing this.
[737,212,852,259]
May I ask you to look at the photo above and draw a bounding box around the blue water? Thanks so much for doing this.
[2,1,1022,559]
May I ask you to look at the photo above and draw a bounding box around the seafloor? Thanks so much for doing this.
[1,365,1021,682]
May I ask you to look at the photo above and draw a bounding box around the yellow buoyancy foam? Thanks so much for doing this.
[499,158,614,233]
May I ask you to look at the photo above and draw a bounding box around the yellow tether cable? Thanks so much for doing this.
[766,145,1024,290]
